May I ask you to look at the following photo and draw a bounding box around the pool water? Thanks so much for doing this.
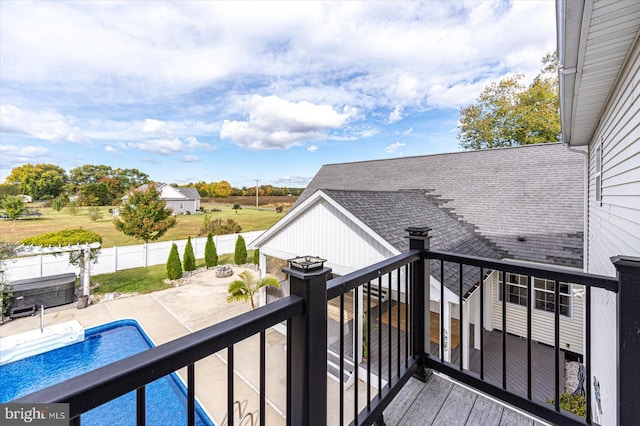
[0,319,214,426]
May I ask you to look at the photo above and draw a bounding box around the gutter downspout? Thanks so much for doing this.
[564,144,588,273]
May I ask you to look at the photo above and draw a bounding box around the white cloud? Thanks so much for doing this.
[180,155,201,163]
[0,144,51,166]
[220,95,356,150]
[0,105,87,143]
[128,138,185,155]
[104,145,119,154]
[388,106,403,124]
[402,127,414,136]
[142,119,169,136]
[385,142,405,154]
[307,145,318,152]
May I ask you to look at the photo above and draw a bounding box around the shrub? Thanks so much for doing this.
[204,233,218,267]
[549,393,587,418]
[275,205,283,213]
[233,204,242,214]
[67,200,79,215]
[22,228,102,246]
[234,235,247,265]
[88,206,103,222]
[183,236,196,271]
[253,248,259,264]
[200,216,242,236]
[167,243,182,280]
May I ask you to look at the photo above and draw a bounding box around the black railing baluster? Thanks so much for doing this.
[404,264,409,368]
[354,287,359,424]
[228,346,234,426]
[136,386,145,426]
[260,331,266,426]
[396,268,401,378]
[586,285,592,424]
[501,270,507,390]
[527,275,532,401]
[367,281,371,408]
[286,317,292,426]
[378,276,382,393]
[459,263,463,372]
[340,293,344,426]
[440,260,444,363]
[387,273,392,386]
[480,267,484,381]
[188,364,195,426]
[554,280,561,412]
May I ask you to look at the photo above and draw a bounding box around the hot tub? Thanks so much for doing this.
[4,273,77,318]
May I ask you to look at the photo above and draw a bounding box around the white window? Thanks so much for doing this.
[595,140,602,205]
[499,273,572,317]
[534,278,571,317]
[498,273,528,307]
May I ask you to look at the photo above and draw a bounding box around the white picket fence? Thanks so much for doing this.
[2,231,265,282]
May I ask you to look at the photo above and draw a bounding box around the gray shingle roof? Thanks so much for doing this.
[324,189,501,296]
[300,143,584,268]
[175,187,201,200]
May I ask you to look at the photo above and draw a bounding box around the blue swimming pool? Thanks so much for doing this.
[0,319,215,426]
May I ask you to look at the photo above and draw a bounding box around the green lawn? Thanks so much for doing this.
[92,253,242,294]
[0,204,283,247]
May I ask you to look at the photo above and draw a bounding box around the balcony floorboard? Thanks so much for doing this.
[383,373,548,426]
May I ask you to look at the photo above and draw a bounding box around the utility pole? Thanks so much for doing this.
[255,179,260,207]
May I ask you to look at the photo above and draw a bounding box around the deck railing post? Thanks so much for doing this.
[283,259,332,426]
[406,226,431,381]
[612,256,640,426]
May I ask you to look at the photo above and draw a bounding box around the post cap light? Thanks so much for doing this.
[288,255,326,272]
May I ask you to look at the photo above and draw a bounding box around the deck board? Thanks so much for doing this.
[383,374,548,426]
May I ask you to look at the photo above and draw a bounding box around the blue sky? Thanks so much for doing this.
[0,1,556,188]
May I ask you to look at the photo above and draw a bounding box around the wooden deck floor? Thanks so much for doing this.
[383,373,548,426]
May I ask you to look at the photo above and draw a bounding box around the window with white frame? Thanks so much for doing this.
[595,140,602,205]
[498,273,528,307]
[534,278,571,317]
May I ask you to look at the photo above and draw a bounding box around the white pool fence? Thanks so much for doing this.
[2,231,265,282]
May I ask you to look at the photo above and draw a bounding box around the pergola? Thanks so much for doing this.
[15,242,101,297]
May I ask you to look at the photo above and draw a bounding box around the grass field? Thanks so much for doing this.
[0,203,284,248]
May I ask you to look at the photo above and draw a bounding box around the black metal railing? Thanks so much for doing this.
[423,249,625,426]
[14,296,304,426]
[11,226,640,426]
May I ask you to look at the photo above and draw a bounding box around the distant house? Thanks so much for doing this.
[124,183,200,214]
[251,143,586,368]
[558,1,640,424]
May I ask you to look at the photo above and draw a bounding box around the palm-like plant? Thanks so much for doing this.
[227,270,280,310]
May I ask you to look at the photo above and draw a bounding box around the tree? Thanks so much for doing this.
[183,237,196,271]
[458,52,560,150]
[213,180,233,198]
[253,248,259,265]
[67,200,80,215]
[1,195,26,220]
[234,235,247,265]
[204,233,218,267]
[166,243,182,280]
[51,197,66,212]
[113,183,177,243]
[113,168,149,192]
[227,270,280,310]
[5,164,67,200]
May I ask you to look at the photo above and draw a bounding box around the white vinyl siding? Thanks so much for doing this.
[490,271,584,354]
[587,38,640,277]
[587,32,640,426]
[258,198,395,275]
